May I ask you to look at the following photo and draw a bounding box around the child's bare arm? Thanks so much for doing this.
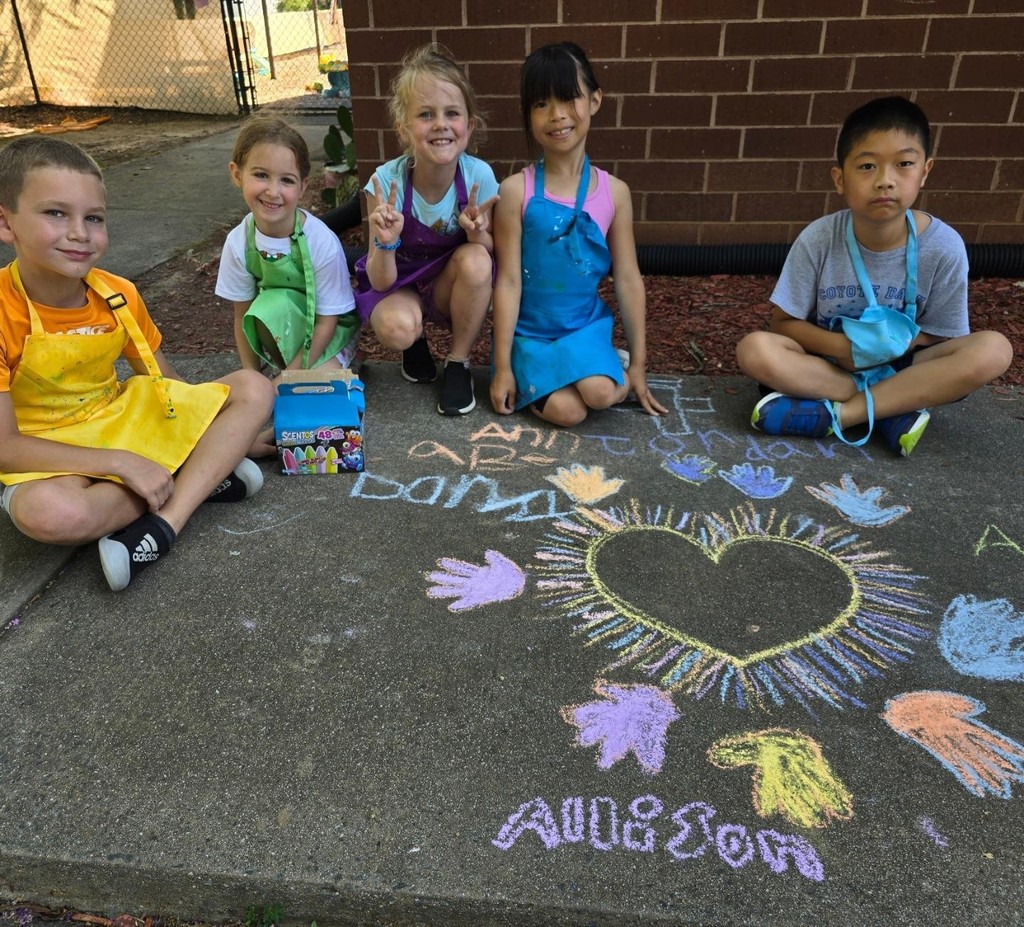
[607,178,666,416]
[0,392,174,512]
[489,175,524,414]
[364,176,403,292]
[286,314,340,370]
[768,307,857,370]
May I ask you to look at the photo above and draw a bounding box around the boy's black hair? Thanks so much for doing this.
[836,96,931,166]
[0,136,103,209]
[519,42,600,158]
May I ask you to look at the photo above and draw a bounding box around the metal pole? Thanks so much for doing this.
[259,0,275,80]
[10,0,41,105]
[311,0,322,60]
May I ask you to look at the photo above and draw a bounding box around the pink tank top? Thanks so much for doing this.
[521,163,615,235]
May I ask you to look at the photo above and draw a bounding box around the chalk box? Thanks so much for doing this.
[274,368,365,474]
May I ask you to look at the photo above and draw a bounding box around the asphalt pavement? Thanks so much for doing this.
[1,125,1024,926]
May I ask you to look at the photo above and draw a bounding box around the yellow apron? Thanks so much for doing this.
[0,262,229,486]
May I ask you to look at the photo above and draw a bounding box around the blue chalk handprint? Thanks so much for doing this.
[718,463,792,499]
[805,474,909,527]
[663,454,717,484]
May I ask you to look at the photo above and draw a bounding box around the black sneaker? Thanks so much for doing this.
[98,513,176,592]
[402,336,437,383]
[437,359,476,415]
[206,458,264,503]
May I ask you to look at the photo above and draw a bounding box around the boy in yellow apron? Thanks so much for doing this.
[0,137,276,591]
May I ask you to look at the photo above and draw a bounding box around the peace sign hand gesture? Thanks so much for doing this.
[458,182,500,238]
[369,174,404,248]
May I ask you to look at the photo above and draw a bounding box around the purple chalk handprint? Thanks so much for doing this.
[563,680,681,775]
[426,549,526,612]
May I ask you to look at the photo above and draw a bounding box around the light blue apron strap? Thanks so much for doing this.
[828,372,875,447]
[845,210,918,319]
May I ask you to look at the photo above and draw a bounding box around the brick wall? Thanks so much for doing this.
[342,2,1024,246]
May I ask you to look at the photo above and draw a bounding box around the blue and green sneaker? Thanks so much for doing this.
[751,392,835,438]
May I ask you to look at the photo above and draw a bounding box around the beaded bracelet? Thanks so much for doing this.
[374,236,401,252]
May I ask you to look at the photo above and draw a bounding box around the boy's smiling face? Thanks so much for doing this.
[0,166,108,288]
[831,128,933,231]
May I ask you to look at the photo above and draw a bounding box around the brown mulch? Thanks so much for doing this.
[135,173,1024,390]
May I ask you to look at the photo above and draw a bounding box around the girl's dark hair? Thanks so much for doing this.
[519,42,600,158]
[836,96,931,166]
[231,114,311,179]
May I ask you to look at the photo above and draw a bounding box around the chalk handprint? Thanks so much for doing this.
[940,595,1024,681]
[709,728,853,828]
[805,474,909,527]
[425,550,526,612]
[663,454,716,484]
[882,690,1024,798]
[546,463,624,504]
[718,463,793,499]
[563,681,680,775]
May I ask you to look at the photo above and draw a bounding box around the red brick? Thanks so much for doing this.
[973,0,1024,10]
[735,192,830,223]
[587,128,648,160]
[851,55,956,91]
[477,98,522,137]
[915,90,1015,125]
[345,28,433,63]
[353,128,384,167]
[624,95,713,127]
[467,63,523,97]
[715,93,811,127]
[346,62,376,99]
[626,23,722,57]
[753,58,851,92]
[469,0,558,25]
[650,128,742,159]
[923,192,1021,223]
[939,125,1024,159]
[724,21,823,57]
[657,59,750,93]
[928,16,1024,52]
[645,192,734,223]
[924,160,996,192]
[977,223,1024,244]
[373,0,462,28]
[437,28,529,63]
[995,161,1024,192]
[342,0,368,28]
[707,161,801,192]
[955,54,1024,89]
[617,161,705,192]
[701,222,797,245]
[823,18,927,55]
[868,0,969,11]
[660,0,758,18]
[634,222,701,246]
[763,0,860,15]
[798,160,840,191]
[812,92,924,128]
[594,61,655,95]
[564,0,658,22]
[487,129,528,164]
[744,126,837,159]
[529,25,624,58]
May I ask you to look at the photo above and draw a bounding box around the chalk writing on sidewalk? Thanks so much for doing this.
[493,795,825,882]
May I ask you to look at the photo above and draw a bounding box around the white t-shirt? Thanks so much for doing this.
[363,153,499,236]
[216,209,355,316]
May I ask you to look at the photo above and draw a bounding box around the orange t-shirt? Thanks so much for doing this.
[0,266,162,392]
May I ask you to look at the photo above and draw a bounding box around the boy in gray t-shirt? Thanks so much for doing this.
[735,96,1012,456]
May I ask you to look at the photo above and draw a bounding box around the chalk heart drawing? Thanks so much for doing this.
[533,501,931,714]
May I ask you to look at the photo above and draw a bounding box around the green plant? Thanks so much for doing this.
[276,0,328,11]
[244,904,284,927]
[322,104,359,206]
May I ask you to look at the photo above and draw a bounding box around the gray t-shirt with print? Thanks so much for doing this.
[771,209,969,339]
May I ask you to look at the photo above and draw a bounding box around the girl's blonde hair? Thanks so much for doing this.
[388,44,488,155]
[231,114,311,179]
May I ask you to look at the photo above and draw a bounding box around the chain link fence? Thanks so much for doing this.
[0,0,346,116]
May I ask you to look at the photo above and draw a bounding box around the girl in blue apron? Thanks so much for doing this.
[355,44,499,416]
[490,42,666,427]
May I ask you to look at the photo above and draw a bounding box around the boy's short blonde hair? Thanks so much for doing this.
[388,43,487,156]
[0,136,104,210]
[231,114,311,179]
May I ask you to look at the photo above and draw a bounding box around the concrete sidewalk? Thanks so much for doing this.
[2,356,1024,926]
[2,128,1024,926]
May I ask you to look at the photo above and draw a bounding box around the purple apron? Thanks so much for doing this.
[353,163,470,324]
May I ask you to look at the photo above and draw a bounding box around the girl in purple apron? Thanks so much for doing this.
[491,42,666,427]
[354,44,499,416]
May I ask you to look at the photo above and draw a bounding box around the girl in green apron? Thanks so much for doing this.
[217,116,360,455]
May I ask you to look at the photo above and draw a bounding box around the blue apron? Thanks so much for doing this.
[827,210,919,446]
[510,156,624,410]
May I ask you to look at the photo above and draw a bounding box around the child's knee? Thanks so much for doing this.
[536,391,588,428]
[224,369,275,415]
[371,306,421,350]
[735,331,773,373]
[12,484,93,544]
[978,330,1013,379]
[451,242,493,285]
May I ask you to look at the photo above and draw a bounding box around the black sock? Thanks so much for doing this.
[98,513,176,591]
